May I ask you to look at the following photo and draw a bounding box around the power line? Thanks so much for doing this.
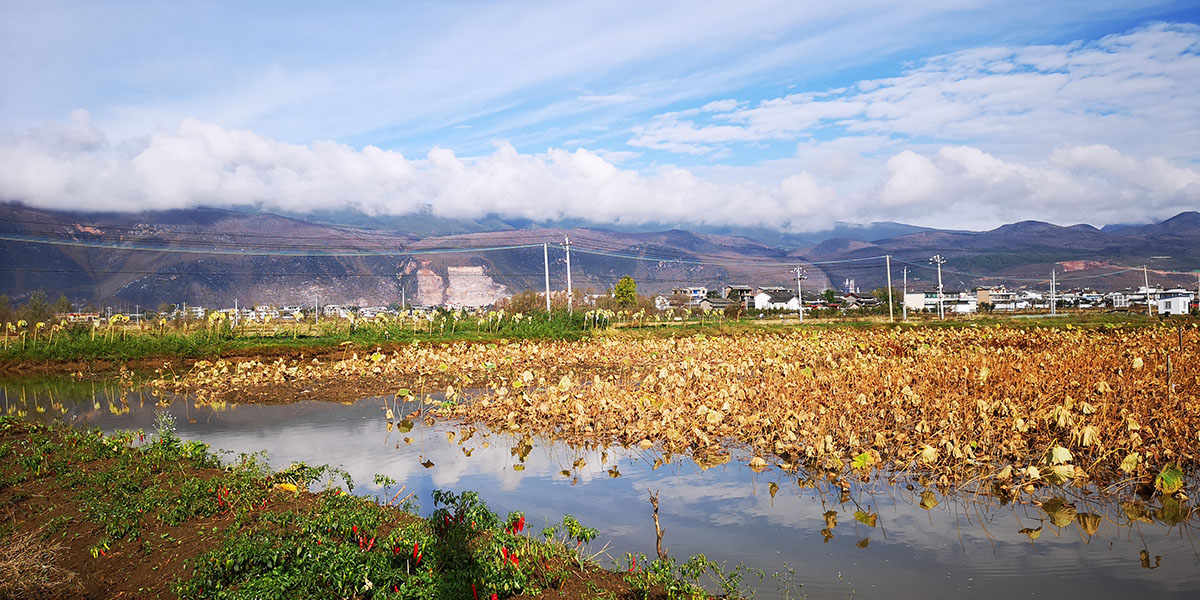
[1,228,1193,288]
[891,258,1144,284]
[0,233,544,257]
[571,246,886,267]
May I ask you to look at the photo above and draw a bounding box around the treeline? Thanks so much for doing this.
[0,291,77,325]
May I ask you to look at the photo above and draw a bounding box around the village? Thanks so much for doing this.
[49,279,1200,327]
[658,282,1199,316]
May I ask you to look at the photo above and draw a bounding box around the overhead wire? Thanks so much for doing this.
[1,224,1193,289]
[891,258,1147,284]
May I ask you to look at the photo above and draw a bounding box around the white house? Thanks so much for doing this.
[1106,292,1129,309]
[754,290,801,311]
[1157,292,1194,315]
[950,292,977,314]
[903,292,930,312]
[671,286,708,306]
[976,287,1017,311]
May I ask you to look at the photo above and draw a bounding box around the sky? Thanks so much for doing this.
[2,0,1199,232]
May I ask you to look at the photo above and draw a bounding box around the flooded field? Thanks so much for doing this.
[5,378,1198,599]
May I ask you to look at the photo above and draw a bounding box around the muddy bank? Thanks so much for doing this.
[0,417,713,599]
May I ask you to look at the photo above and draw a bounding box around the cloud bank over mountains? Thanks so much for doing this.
[2,22,1198,232]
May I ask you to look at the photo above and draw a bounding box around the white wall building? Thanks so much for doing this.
[1157,292,1194,315]
[754,290,801,311]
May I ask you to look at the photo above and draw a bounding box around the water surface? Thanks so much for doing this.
[4,379,1198,599]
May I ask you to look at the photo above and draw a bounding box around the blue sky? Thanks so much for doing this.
[2,1,1199,231]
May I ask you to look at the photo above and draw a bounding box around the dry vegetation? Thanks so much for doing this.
[0,529,83,599]
[154,324,1199,493]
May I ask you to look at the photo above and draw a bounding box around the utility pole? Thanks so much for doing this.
[564,236,573,314]
[1050,270,1056,316]
[793,266,807,323]
[902,267,908,321]
[930,255,946,320]
[314,294,319,325]
[1143,265,1152,315]
[885,255,894,322]
[543,242,551,313]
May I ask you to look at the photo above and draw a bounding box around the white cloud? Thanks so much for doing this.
[4,111,1199,232]
[0,112,849,230]
[880,150,941,207]
[634,23,1200,162]
[4,20,1200,232]
[701,99,739,112]
[578,94,638,104]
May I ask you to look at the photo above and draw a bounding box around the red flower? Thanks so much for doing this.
[492,594,499,600]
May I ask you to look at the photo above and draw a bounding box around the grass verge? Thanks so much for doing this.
[0,415,750,599]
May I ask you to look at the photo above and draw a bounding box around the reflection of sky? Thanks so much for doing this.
[7,382,1200,599]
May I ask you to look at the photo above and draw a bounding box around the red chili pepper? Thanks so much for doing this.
[492,593,499,600]
[352,525,358,535]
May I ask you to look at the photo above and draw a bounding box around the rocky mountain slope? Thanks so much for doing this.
[1,202,1196,308]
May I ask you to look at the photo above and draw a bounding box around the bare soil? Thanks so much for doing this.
[0,421,682,600]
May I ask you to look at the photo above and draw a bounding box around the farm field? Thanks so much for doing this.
[0,310,1173,372]
[4,320,1198,598]
[154,323,1200,491]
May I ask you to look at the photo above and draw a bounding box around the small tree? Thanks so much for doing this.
[19,291,52,323]
[53,295,73,315]
[497,290,543,314]
[614,276,637,308]
[0,295,11,324]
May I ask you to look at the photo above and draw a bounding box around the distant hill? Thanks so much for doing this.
[0,202,1196,308]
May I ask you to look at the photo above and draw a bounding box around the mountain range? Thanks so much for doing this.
[1,202,1197,309]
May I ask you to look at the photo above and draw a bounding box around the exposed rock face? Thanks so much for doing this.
[414,265,507,307]
[415,268,447,306]
[445,266,508,307]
